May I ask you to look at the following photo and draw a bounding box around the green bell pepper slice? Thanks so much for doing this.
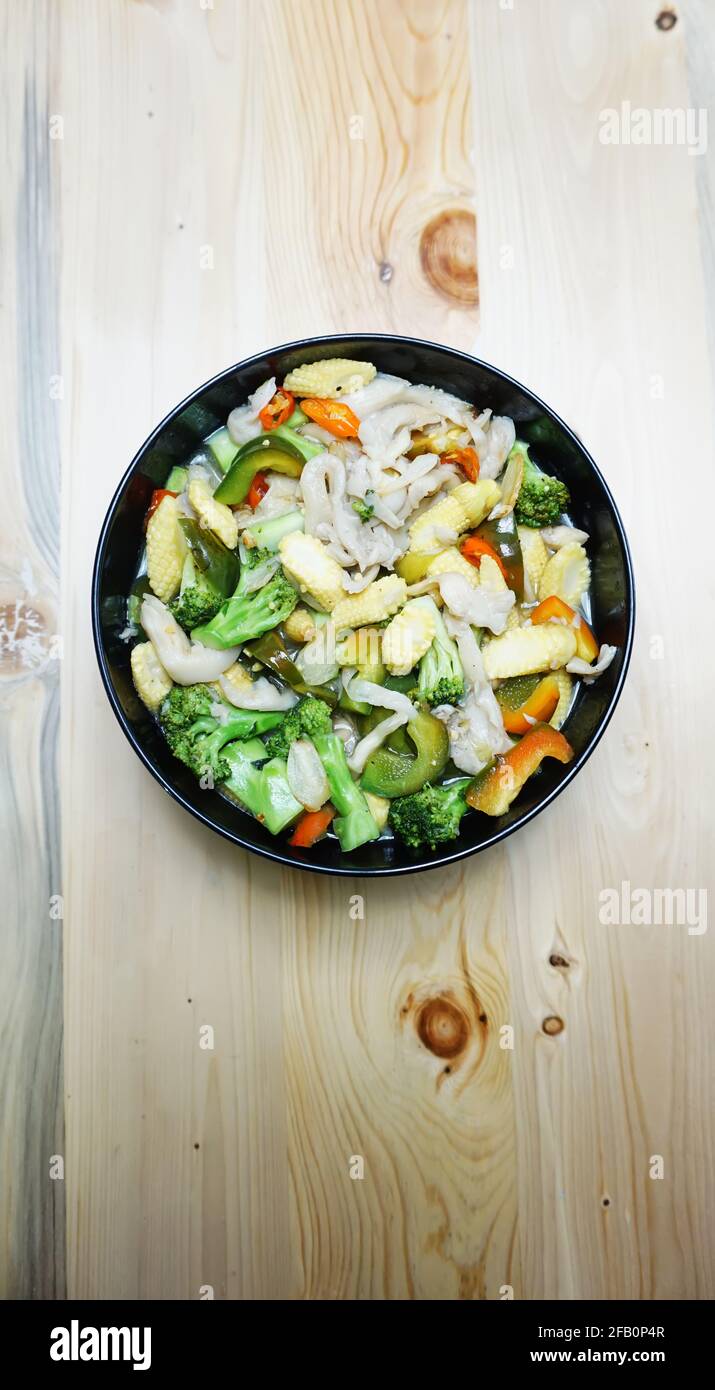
[214,434,305,506]
[475,512,524,597]
[178,517,239,597]
[243,630,338,706]
[360,706,450,798]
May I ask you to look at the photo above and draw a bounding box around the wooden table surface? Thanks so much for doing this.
[2,0,714,1301]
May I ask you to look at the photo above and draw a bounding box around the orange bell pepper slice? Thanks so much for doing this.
[498,674,560,735]
[466,724,574,817]
[442,445,480,482]
[301,398,360,438]
[530,595,599,663]
[289,805,335,848]
[144,488,178,529]
[460,534,509,582]
[247,471,269,509]
[259,388,295,430]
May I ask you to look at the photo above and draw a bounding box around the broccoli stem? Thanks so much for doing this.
[311,732,380,851]
[242,510,305,552]
[271,424,324,462]
[221,743,302,834]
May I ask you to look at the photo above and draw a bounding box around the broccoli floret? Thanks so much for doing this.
[513,442,570,528]
[239,544,271,576]
[311,732,380,852]
[298,695,333,739]
[160,684,282,782]
[170,555,223,630]
[262,695,332,759]
[228,543,277,598]
[161,682,215,736]
[191,570,298,649]
[242,510,305,552]
[352,494,375,523]
[389,779,472,850]
[417,604,465,707]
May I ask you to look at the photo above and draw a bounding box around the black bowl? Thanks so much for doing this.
[92,334,634,877]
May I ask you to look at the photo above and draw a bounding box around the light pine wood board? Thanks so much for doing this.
[0,0,65,1298]
[1,0,712,1300]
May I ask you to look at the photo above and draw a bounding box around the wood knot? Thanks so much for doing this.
[416,995,470,1058]
[419,208,478,306]
[542,1015,565,1036]
[0,599,52,676]
[655,7,677,30]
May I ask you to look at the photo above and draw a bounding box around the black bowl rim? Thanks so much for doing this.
[92,332,635,878]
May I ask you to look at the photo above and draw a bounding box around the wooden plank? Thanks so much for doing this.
[260,0,479,347]
[684,0,715,396]
[0,0,65,1298]
[51,0,715,1303]
[471,0,715,1298]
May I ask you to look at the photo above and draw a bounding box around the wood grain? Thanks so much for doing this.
[471,0,715,1299]
[0,0,65,1299]
[1,0,712,1301]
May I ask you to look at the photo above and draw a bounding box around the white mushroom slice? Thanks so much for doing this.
[463,414,516,480]
[566,644,618,682]
[248,376,277,416]
[358,403,440,465]
[226,377,276,445]
[331,710,359,757]
[490,449,524,518]
[436,570,515,635]
[540,524,590,548]
[287,739,331,811]
[346,710,408,776]
[342,672,416,775]
[140,596,239,684]
[433,621,511,774]
[339,373,411,418]
[340,565,380,593]
[218,673,297,711]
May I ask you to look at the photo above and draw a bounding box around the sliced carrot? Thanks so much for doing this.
[467,724,574,817]
[289,805,335,848]
[247,471,269,509]
[442,445,480,482]
[259,388,295,430]
[301,398,360,438]
[460,534,509,582]
[499,675,560,735]
[530,595,599,663]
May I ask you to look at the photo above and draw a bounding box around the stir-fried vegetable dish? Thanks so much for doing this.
[127,360,618,854]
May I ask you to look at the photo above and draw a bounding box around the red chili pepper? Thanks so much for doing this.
[259,388,295,430]
[301,398,360,438]
[289,806,335,848]
[144,488,178,529]
[246,471,270,509]
[442,446,480,482]
[460,534,509,581]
